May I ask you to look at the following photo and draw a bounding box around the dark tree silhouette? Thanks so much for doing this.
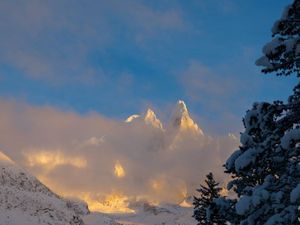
[193,173,226,225]
[220,0,300,224]
[256,0,300,76]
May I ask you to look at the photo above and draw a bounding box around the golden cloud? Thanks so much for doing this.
[0,99,239,213]
[114,160,126,178]
[25,150,87,170]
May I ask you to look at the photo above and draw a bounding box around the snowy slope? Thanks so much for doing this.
[0,151,119,225]
[112,202,196,225]
[84,205,195,225]
[0,150,196,225]
[83,213,121,225]
[0,151,87,225]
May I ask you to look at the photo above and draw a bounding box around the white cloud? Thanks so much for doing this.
[179,61,239,102]
[0,1,185,84]
[0,99,238,212]
[177,60,249,134]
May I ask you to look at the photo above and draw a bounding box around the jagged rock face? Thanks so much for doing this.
[125,109,164,130]
[144,109,164,130]
[0,151,87,225]
[124,100,204,151]
[170,100,203,135]
[125,100,203,135]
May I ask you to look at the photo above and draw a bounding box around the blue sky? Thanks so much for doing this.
[0,0,296,134]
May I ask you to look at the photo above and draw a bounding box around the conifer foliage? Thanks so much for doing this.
[193,1,300,224]
[224,97,300,224]
[193,173,226,225]
[225,0,300,225]
[221,0,300,224]
[256,0,300,76]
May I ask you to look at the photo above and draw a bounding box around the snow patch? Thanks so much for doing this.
[235,196,251,215]
[234,148,257,172]
[125,114,140,123]
[290,183,300,203]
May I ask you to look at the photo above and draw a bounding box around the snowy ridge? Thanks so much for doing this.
[0,150,86,225]
[125,109,163,130]
[125,115,140,123]
[125,100,203,135]
[125,100,203,151]
[0,151,119,225]
[170,100,203,135]
[144,109,164,130]
[0,150,197,225]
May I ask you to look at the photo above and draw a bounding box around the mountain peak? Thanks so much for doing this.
[125,114,140,123]
[125,101,202,134]
[125,109,163,130]
[171,100,203,135]
[145,108,155,117]
[144,108,163,130]
[177,100,188,114]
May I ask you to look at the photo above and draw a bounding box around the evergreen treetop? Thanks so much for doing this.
[256,0,300,76]
[193,173,226,225]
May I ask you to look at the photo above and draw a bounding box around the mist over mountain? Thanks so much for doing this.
[0,99,238,215]
[0,151,89,225]
[125,100,202,134]
[0,150,197,225]
[126,108,164,130]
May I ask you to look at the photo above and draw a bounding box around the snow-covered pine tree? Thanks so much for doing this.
[222,0,300,224]
[256,0,300,76]
[193,172,226,225]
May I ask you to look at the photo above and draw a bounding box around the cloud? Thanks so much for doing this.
[0,99,238,212]
[0,0,185,84]
[178,61,251,134]
[25,149,87,170]
[179,61,239,104]
[0,1,110,85]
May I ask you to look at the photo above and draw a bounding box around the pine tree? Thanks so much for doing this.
[193,172,226,225]
[256,0,300,76]
[221,1,300,224]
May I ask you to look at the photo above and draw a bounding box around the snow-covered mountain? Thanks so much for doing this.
[124,100,203,151]
[0,150,197,225]
[125,109,164,130]
[0,100,201,225]
[0,151,118,225]
[125,100,202,135]
[169,100,203,136]
[144,109,164,130]
[113,202,195,225]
